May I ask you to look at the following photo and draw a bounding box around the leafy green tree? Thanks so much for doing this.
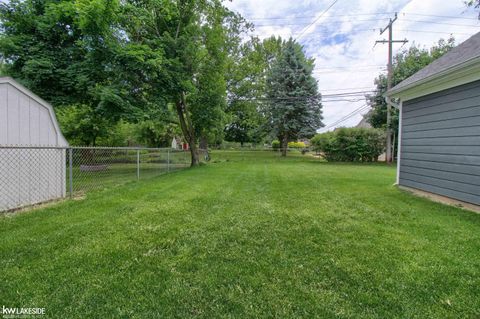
[0,0,149,145]
[0,0,244,153]
[136,121,181,148]
[56,104,111,146]
[189,6,231,149]
[264,39,323,156]
[225,36,283,146]
[367,38,455,135]
[120,0,244,165]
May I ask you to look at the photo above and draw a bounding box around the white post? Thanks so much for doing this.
[396,100,403,185]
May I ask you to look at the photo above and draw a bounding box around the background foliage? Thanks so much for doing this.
[0,0,323,157]
[311,128,385,162]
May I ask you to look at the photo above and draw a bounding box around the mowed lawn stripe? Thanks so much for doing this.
[1,151,479,318]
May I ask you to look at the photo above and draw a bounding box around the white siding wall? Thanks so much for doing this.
[0,83,63,146]
[0,78,68,211]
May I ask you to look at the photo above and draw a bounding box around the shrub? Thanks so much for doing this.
[271,140,280,151]
[311,128,385,162]
[287,141,306,149]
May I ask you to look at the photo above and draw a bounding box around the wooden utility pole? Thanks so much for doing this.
[376,13,407,163]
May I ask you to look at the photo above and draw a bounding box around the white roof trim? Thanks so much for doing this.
[0,76,69,146]
[386,56,480,101]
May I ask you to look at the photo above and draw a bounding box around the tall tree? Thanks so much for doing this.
[367,38,455,137]
[225,36,283,146]
[265,39,323,156]
[189,3,234,149]
[225,40,260,147]
[0,0,150,145]
[0,0,244,153]
[121,0,244,165]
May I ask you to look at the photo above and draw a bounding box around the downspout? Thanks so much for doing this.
[385,95,402,185]
[385,96,400,109]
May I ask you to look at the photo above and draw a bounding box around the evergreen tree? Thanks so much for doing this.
[265,39,323,156]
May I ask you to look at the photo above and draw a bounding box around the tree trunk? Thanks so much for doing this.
[281,134,288,157]
[175,92,200,166]
[199,135,208,150]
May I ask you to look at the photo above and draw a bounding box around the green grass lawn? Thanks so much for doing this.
[1,151,479,318]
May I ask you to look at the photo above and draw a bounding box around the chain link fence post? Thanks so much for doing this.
[136,149,140,180]
[69,148,73,198]
[167,150,170,173]
[1,146,199,212]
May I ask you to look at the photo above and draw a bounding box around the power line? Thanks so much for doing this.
[320,104,370,131]
[248,13,395,20]
[396,29,473,36]
[313,69,386,74]
[326,104,370,125]
[229,95,370,101]
[249,28,474,37]
[246,12,478,21]
[321,105,370,130]
[399,18,480,27]
[253,18,479,28]
[321,90,378,96]
[296,0,339,39]
[401,12,479,21]
[254,18,390,27]
[320,86,375,91]
[228,89,377,100]
[314,65,385,69]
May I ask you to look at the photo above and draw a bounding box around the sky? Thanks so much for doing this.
[225,0,480,132]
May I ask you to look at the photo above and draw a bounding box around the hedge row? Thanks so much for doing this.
[271,140,307,150]
[311,128,385,162]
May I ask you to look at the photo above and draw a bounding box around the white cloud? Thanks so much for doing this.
[226,0,480,131]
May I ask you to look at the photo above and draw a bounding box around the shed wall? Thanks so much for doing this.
[0,79,67,211]
[0,82,63,146]
[399,80,480,205]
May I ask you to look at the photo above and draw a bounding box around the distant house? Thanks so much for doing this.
[386,32,480,207]
[171,136,189,150]
[355,110,373,128]
[299,138,311,147]
[171,137,180,149]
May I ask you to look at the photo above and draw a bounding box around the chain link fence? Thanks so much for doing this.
[1,146,207,212]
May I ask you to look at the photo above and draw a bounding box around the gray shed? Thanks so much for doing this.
[387,32,480,207]
[0,77,69,211]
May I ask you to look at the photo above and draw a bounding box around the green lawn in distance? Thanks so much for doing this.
[1,150,479,318]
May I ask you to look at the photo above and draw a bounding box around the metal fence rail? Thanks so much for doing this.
[0,146,202,212]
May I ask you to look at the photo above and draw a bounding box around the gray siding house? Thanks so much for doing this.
[387,32,480,207]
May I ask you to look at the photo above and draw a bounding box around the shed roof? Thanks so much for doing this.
[0,77,69,147]
[388,31,480,96]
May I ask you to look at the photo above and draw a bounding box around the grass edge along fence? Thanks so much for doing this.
[0,146,208,212]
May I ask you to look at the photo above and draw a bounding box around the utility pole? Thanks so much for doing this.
[375,13,407,163]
